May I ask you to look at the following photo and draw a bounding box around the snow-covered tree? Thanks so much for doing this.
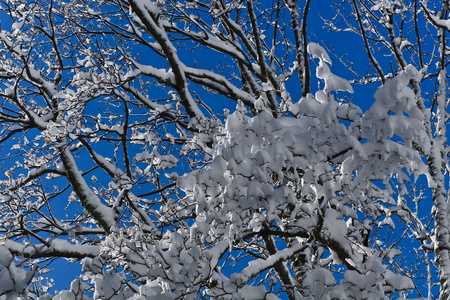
[0,0,446,299]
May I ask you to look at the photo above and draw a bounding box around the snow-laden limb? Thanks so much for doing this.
[52,279,93,300]
[59,143,116,233]
[128,0,204,119]
[213,15,281,92]
[84,231,232,299]
[308,42,332,65]
[0,245,36,298]
[126,57,176,85]
[162,20,248,63]
[308,42,353,95]
[230,242,306,287]
[421,1,450,31]
[3,239,101,259]
[184,66,257,107]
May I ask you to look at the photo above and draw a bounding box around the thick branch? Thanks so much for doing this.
[59,142,116,233]
[4,239,101,259]
[128,0,204,119]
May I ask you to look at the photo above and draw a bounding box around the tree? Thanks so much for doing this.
[0,0,445,299]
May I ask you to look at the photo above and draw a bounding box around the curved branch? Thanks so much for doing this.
[59,141,116,233]
[128,0,204,119]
